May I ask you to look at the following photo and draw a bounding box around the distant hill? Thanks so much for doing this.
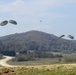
[70,40,76,43]
[0,30,76,53]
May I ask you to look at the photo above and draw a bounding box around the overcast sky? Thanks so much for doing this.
[0,0,76,39]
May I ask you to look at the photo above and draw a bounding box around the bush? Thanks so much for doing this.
[15,54,33,61]
[64,57,76,62]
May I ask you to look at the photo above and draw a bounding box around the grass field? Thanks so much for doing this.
[1,52,76,75]
[7,58,60,66]
[0,65,76,75]
[6,52,76,66]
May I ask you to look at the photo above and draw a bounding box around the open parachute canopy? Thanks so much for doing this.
[0,20,8,26]
[68,35,74,39]
[0,20,17,26]
[9,20,17,25]
[59,35,65,39]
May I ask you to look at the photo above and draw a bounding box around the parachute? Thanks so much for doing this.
[59,35,65,39]
[68,35,74,39]
[0,20,8,26]
[9,20,17,25]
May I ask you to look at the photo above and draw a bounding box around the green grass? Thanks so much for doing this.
[7,58,60,66]
[1,52,76,75]
[1,66,76,75]
[7,52,76,66]
[62,53,76,58]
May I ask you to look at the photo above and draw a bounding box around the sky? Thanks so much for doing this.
[0,0,76,39]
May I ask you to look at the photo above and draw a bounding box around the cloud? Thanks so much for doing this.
[0,0,75,23]
[0,0,75,13]
[0,0,72,12]
[0,0,76,11]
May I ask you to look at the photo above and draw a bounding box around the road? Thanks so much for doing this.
[0,56,16,67]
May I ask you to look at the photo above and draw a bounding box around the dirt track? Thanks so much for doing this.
[0,56,16,67]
